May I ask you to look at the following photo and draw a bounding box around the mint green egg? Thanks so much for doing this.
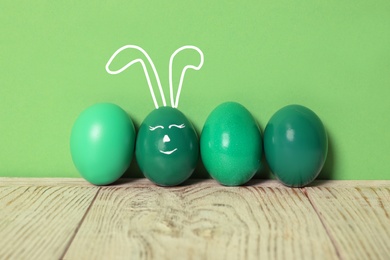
[70,103,135,185]
[264,105,328,187]
[136,107,199,186]
[200,102,262,186]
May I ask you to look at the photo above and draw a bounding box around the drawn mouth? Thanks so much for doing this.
[159,148,177,155]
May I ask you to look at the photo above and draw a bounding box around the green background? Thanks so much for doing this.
[1,1,389,180]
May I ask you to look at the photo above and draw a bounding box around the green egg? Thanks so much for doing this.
[136,107,199,186]
[70,103,136,185]
[264,104,328,187]
[200,102,262,186]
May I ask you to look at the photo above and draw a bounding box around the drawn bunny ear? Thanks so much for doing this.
[169,46,204,108]
[105,45,167,109]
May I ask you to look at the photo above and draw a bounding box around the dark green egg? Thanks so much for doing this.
[136,107,199,186]
[264,105,328,187]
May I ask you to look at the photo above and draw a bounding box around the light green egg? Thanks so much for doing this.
[70,103,136,185]
[201,102,262,186]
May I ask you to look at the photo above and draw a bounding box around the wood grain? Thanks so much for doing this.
[305,186,390,260]
[1,178,389,260]
[64,181,337,260]
[0,177,100,187]
[0,185,98,260]
[1,177,388,187]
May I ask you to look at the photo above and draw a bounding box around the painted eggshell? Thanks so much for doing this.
[70,103,136,185]
[264,104,328,187]
[136,107,199,186]
[201,102,262,186]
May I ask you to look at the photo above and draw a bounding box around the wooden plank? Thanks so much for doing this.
[1,177,390,188]
[64,183,337,260]
[306,180,390,188]
[0,185,98,260]
[305,186,390,260]
[0,178,284,187]
[0,177,97,187]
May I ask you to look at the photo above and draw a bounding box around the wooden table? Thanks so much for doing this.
[0,178,389,259]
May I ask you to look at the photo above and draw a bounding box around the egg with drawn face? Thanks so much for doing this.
[105,44,204,185]
[136,107,199,186]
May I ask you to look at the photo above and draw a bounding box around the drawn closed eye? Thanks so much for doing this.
[149,125,164,131]
[169,124,185,129]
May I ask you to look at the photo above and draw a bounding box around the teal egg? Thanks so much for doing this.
[136,107,199,186]
[70,103,136,185]
[264,105,328,187]
[200,102,262,186]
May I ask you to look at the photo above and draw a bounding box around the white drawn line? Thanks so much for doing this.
[169,46,204,108]
[149,125,164,131]
[105,45,167,109]
[159,148,178,155]
[169,124,185,129]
